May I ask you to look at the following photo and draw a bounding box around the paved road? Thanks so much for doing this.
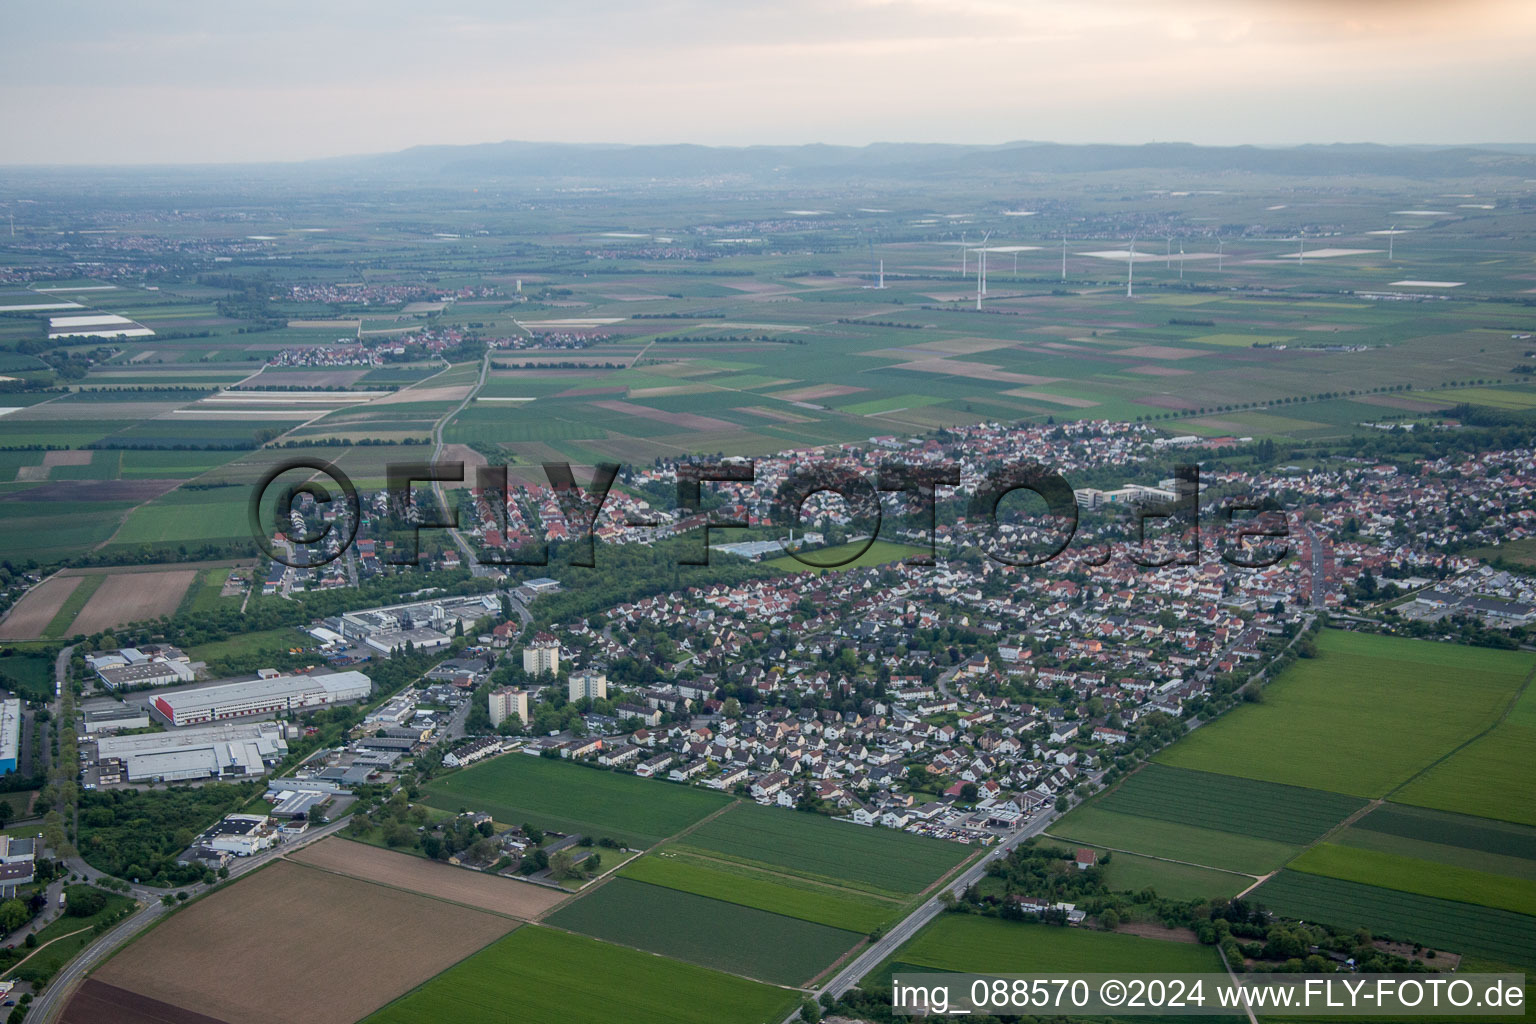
[431,351,495,577]
[32,816,352,1024]
[785,771,1104,1021]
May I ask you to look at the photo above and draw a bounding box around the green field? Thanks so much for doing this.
[1393,664,1536,826]
[1049,804,1301,875]
[363,925,797,1024]
[872,913,1224,981]
[680,800,971,897]
[619,848,900,932]
[1289,843,1536,917]
[1157,631,1533,798]
[45,574,104,637]
[545,877,861,986]
[765,539,928,574]
[0,647,56,701]
[421,754,732,848]
[186,627,309,666]
[1355,804,1536,862]
[1095,764,1365,844]
[1099,851,1250,900]
[1253,870,1536,968]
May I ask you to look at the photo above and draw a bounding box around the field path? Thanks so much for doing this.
[1039,831,1258,880]
[1385,660,1536,800]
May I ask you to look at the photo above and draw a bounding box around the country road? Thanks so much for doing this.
[781,771,1104,1022]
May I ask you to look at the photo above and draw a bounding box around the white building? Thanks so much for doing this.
[523,633,560,676]
[488,687,530,728]
[0,699,18,775]
[568,671,607,703]
[151,671,371,727]
[94,721,290,782]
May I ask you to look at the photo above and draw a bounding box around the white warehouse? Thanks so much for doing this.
[151,671,372,727]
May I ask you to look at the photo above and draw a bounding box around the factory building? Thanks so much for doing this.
[92,721,290,783]
[151,670,371,727]
[0,699,19,775]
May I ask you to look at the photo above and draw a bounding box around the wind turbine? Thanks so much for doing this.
[1061,233,1067,281]
[1127,234,1138,298]
[960,232,968,277]
[1388,224,1397,262]
[980,231,992,296]
[1297,232,1305,266]
[868,237,884,289]
[1179,242,1185,280]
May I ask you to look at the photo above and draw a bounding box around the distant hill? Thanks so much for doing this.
[324,139,1536,182]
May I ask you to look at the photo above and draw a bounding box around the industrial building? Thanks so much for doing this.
[91,721,290,784]
[88,645,194,690]
[324,595,497,658]
[488,686,530,728]
[0,835,36,897]
[82,704,152,734]
[568,670,608,703]
[0,699,19,775]
[150,670,371,727]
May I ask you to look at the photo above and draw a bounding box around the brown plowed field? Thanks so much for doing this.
[67,569,196,634]
[289,837,568,919]
[0,575,80,639]
[88,861,516,1024]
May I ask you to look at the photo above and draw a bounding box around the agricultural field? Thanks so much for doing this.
[1048,804,1303,875]
[1094,763,1365,845]
[1393,666,1536,826]
[618,848,902,932]
[78,861,518,1024]
[1098,850,1250,901]
[362,925,798,1024]
[1253,870,1536,968]
[1157,631,1534,797]
[545,876,863,985]
[420,752,733,848]
[679,799,973,897]
[871,913,1225,982]
[289,837,570,919]
[1288,843,1536,917]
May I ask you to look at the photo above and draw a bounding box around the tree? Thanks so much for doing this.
[0,899,28,932]
[1055,794,1070,812]
[960,782,979,803]
[549,850,577,881]
[0,799,12,828]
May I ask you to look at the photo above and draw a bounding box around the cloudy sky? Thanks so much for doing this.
[5,0,1534,164]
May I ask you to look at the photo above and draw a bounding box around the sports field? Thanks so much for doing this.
[1157,631,1533,797]
[362,925,797,1024]
[679,799,972,897]
[619,848,901,932]
[420,753,732,848]
[1095,764,1365,844]
[765,539,929,573]
[545,876,862,985]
